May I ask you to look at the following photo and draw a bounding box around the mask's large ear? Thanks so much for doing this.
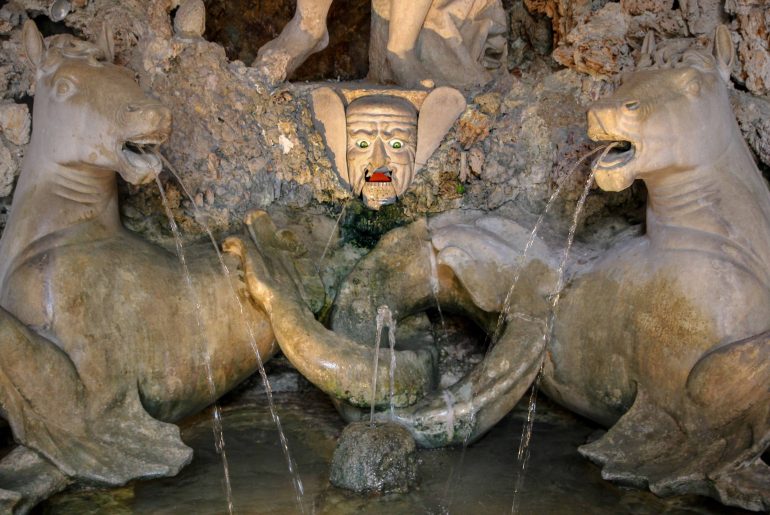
[713,24,734,83]
[310,87,349,189]
[96,22,115,63]
[22,20,45,70]
[415,87,466,174]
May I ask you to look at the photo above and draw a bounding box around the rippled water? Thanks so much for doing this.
[38,387,743,515]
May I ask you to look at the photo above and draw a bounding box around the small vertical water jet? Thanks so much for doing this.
[331,307,418,494]
[442,390,455,442]
[370,305,395,424]
[388,312,397,419]
[427,240,449,343]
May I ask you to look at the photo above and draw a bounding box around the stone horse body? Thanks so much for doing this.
[235,29,769,511]
[0,22,274,513]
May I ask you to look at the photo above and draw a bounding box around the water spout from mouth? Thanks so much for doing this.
[156,152,306,514]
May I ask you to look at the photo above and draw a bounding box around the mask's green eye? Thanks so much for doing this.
[356,140,369,149]
[390,139,404,149]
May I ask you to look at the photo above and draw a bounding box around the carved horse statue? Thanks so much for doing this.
[0,21,277,513]
[230,27,769,511]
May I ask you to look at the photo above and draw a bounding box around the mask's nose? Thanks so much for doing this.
[370,138,387,169]
[365,139,392,182]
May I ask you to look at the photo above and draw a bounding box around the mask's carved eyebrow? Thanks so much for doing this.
[382,128,413,139]
[348,128,377,137]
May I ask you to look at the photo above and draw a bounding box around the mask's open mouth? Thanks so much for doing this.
[594,140,635,169]
[121,138,163,173]
[365,167,393,183]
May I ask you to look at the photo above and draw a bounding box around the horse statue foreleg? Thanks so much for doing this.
[0,306,191,514]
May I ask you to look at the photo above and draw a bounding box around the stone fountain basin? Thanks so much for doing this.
[36,387,743,514]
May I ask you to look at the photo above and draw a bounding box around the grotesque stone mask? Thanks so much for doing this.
[345,96,417,209]
[311,87,466,209]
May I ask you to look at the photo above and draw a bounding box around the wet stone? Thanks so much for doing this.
[329,421,418,494]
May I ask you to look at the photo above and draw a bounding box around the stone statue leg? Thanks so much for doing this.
[385,0,433,87]
[252,0,333,86]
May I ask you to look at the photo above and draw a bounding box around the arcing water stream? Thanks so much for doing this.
[155,176,235,515]
[155,142,611,513]
[511,145,614,513]
[431,144,613,514]
[156,154,306,513]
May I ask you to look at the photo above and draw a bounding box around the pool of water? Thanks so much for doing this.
[37,386,746,514]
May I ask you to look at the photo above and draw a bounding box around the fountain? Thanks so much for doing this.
[235,26,770,513]
[0,1,768,513]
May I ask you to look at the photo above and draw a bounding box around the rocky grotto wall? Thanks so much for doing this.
[0,0,769,294]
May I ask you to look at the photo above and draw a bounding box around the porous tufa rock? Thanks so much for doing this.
[0,102,30,146]
[329,421,419,493]
[173,0,205,39]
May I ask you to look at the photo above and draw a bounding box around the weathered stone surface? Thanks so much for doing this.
[727,0,770,96]
[523,0,593,47]
[732,89,770,170]
[553,3,632,78]
[0,102,30,146]
[173,0,205,39]
[0,142,18,198]
[509,1,552,67]
[329,421,418,493]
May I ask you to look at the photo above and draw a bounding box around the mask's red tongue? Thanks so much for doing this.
[368,171,392,183]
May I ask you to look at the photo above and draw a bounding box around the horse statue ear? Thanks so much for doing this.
[310,87,349,190]
[96,22,115,63]
[415,87,466,174]
[22,20,44,70]
[638,31,656,68]
[713,25,734,83]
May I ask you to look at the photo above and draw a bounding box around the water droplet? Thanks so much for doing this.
[50,0,71,22]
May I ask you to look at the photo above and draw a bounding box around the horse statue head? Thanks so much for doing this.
[22,20,171,186]
[587,26,737,192]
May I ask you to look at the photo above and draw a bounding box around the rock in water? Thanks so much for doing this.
[329,422,418,493]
